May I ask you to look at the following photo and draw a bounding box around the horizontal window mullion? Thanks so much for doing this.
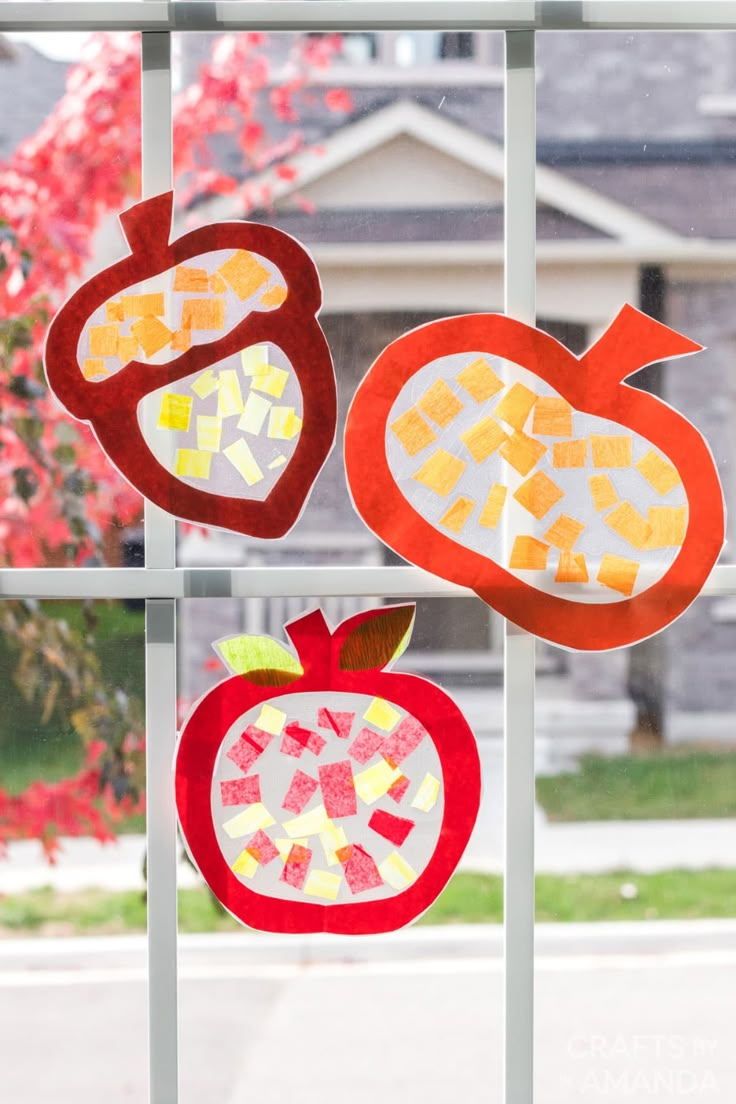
[0,564,734,600]
[0,2,533,34]
[3,1,736,34]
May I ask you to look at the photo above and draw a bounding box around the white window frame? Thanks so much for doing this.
[2,4,736,1102]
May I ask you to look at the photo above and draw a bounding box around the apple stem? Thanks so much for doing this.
[284,609,333,672]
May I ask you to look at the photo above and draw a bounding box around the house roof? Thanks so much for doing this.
[251,205,610,243]
[6,32,736,248]
[251,28,736,245]
[300,31,736,146]
[0,40,67,160]
[562,162,736,241]
[245,98,682,247]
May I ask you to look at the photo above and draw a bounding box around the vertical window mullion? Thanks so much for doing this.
[503,28,537,1104]
[141,28,179,1104]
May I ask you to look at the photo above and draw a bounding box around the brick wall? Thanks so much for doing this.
[664,279,736,710]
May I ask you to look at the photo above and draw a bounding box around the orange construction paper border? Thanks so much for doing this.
[344,306,725,651]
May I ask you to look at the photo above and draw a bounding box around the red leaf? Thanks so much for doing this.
[294,194,317,216]
[325,88,353,113]
[275,163,298,181]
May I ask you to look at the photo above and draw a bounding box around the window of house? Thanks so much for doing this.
[394,32,477,66]
[310,30,491,74]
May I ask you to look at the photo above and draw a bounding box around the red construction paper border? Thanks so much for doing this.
[44,192,336,538]
[345,307,725,651]
[175,609,481,935]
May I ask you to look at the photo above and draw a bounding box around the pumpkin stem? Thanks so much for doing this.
[580,303,703,383]
[119,191,174,254]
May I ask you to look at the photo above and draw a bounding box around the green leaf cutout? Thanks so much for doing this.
[216,635,303,685]
[339,606,415,672]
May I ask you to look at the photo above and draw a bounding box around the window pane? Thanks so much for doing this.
[536,26,736,749]
[0,598,146,1101]
[174,30,503,577]
[0,32,143,568]
[536,28,736,1096]
[177,595,503,1102]
[536,630,736,1100]
[537,29,734,560]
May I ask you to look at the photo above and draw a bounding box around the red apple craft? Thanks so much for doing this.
[44,191,336,537]
[345,307,725,651]
[175,604,481,935]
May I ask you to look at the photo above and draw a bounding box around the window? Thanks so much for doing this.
[304,29,500,84]
[1,6,734,1104]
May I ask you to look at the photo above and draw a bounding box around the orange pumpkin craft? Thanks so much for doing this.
[345,307,725,651]
[45,192,336,537]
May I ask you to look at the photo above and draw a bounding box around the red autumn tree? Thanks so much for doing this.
[0,30,352,859]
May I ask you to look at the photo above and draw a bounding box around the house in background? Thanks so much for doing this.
[4,30,736,741]
[181,29,736,743]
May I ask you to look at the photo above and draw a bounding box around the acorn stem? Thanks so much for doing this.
[119,191,174,254]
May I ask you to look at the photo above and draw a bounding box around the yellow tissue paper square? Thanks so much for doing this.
[174,449,212,480]
[363,697,401,731]
[196,415,223,453]
[231,849,259,878]
[268,406,302,440]
[250,365,289,399]
[158,392,192,432]
[255,703,287,735]
[410,773,441,812]
[222,803,275,838]
[241,345,270,374]
[238,392,272,435]
[275,837,308,861]
[282,804,331,838]
[217,369,244,418]
[354,761,402,805]
[320,824,349,867]
[379,851,417,891]
[224,438,264,485]
[304,870,342,900]
[191,369,219,399]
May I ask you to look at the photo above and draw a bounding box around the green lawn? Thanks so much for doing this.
[422,869,736,924]
[536,750,736,821]
[2,868,734,935]
[0,886,235,936]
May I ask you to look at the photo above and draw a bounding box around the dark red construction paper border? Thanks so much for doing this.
[44,192,336,538]
[175,608,481,935]
[345,307,725,651]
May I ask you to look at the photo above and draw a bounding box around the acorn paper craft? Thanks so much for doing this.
[175,604,481,935]
[44,192,336,537]
[345,307,725,651]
